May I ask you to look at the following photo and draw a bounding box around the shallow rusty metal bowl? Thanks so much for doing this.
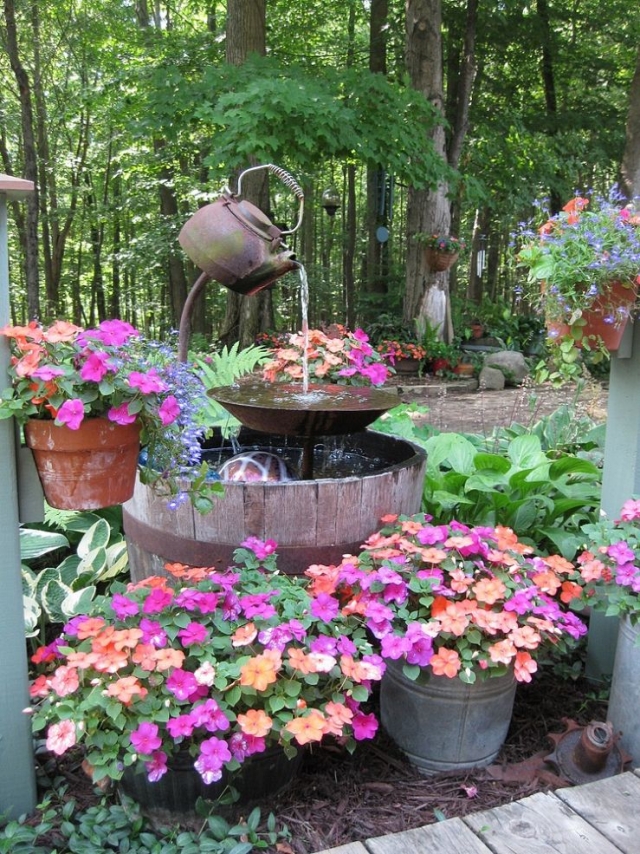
[209,381,400,438]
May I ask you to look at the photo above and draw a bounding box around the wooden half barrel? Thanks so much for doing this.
[123,431,426,579]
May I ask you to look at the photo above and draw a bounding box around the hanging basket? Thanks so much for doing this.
[546,280,638,352]
[425,248,459,272]
[24,417,141,510]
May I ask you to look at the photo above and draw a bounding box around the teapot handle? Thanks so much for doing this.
[234,164,304,236]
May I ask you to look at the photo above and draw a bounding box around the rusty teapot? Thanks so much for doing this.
[178,164,304,296]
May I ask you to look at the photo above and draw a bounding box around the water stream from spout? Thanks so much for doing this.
[298,263,310,394]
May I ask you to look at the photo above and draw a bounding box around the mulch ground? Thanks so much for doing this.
[39,665,610,853]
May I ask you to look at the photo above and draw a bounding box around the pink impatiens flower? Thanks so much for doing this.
[130,721,162,755]
[158,395,180,425]
[108,402,137,425]
[46,719,77,755]
[56,398,85,429]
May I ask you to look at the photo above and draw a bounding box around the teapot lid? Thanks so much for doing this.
[228,195,281,241]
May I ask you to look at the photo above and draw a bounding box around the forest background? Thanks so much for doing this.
[2,0,640,349]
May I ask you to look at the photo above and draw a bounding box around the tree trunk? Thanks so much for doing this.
[537,0,562,214]
[4,0,40,319]
[620,46,640,199]
[364,0,389,305]
[403,0,449,336]
[218,0,271,348]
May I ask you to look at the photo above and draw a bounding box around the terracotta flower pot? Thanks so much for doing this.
[24,417,141,510]
[546,280,638,352]
[425,248,459,272]
[394,358,421,375]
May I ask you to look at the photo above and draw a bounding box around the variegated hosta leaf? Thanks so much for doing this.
[23,595,41,637]
[41,578,73,623]
[61,585,97,618]
[19,528,69,561]
[76,519,110,559]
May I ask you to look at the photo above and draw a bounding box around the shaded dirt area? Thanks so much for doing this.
[393,375,608,435]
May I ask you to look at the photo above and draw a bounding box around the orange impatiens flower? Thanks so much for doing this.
[75,617,106,639]
[239,650,282,691]
[430,648,461,678]
[494,526,532,555]
[287,646,317,675]
[531,569,562,595]
[153,648,186,672]
[514,651,537,683]
[105,675,148,705]
[43,320,82,343]
[543,554,575,575]
[284,709,327,745]
[232,622,258,647]
[472,577,507,606]
[560,580,584,604]
[237,709,273,738]
[488,639,517,665]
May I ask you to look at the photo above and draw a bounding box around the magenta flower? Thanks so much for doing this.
[195,736,232,784]
[139,618,167,647]
[142,588,174,614]
[359,363,389,386]
[108,402,137,425]
[144,750,168,782]
[191,699,230,732]
[159,395,180,426]
[79,351,111,382]
[87,319,139,346]
[352,711,378,741]
[241,536,278,560]
[380,633,411,659]
[166,715,195,738]
[32,366,65,380]
[111,593,139,619]
[56,398,85,429]
[240,592,277,620]
[311,593,340,623]
[130,721,162,754]
[177,622,209,647]
[127,368,167,394]
[166,669,200,701]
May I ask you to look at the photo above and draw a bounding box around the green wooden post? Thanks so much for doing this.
[585,320,640,681]
[0,174,37,817]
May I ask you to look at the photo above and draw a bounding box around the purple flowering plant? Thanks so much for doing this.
[0,318,220,510]
[29,538,383,786]
[515,189,640,382]
[567,499,640,623]
[306,515,587,686]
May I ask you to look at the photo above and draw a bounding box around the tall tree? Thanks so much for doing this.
[621,45,640,199]
[3,0,39,318]
[218,0,274,348]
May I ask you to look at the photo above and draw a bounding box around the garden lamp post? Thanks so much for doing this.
[0,173,37,817]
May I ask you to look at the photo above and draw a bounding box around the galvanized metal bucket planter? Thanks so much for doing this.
[381,659,517,775]
[608,615,640,764]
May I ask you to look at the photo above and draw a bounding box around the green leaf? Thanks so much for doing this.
[77,519,111,558]
[19,528,69,561]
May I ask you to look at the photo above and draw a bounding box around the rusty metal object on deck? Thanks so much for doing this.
[545,718,631,785]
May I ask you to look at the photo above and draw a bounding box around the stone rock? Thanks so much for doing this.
[478,365,506,390]
[483,351,529,385]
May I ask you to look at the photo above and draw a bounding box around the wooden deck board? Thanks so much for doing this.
[464,790,623,853]
[313,770,640,854]
[554,771,640,853]
[365,818,492,854]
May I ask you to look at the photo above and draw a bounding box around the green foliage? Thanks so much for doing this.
[195,343,271,437]
[21,512,128,638]
[196,57,452,189]
[372,402,603,558]
[0,790,290,853]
